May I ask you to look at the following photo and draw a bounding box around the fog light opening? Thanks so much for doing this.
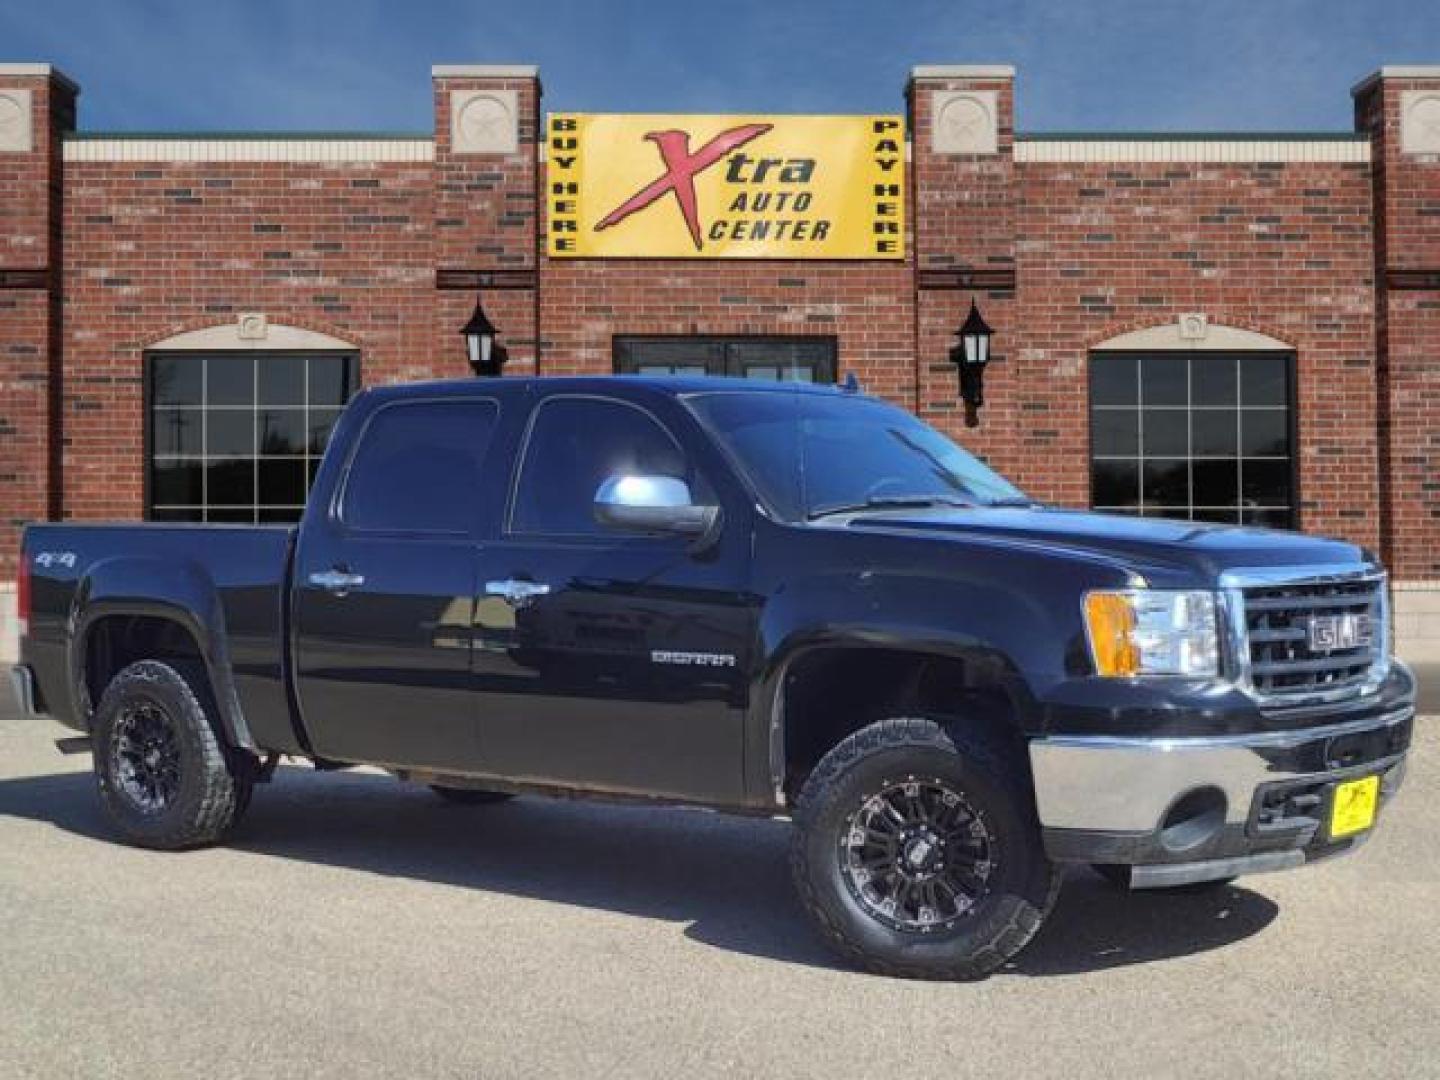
[1159,787,1227,853]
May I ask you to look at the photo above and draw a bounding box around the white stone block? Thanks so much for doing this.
[0,87,33,153]
[932,90,998,155]
[451,89,519,155]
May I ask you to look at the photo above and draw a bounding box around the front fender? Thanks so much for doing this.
[69,556,254,749]
[748,568,1065,806]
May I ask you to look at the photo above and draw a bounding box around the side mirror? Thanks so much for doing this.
[594,474,720,537]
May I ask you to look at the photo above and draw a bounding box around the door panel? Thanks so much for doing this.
[291,396,501,770]
[473,539,753,802]
[472,392,756,804]
[294,539,479,769]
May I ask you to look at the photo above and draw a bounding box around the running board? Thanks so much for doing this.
[54,736,92,756]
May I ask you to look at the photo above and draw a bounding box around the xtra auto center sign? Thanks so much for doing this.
[546,114,905,259]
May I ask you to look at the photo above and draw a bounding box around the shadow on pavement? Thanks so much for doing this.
[0,764,1278,978]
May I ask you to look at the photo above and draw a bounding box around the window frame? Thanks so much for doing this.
[1086,348,1300,529]
[613,334,838,384]
[143,349,359,525]
[504,392,705,544]
[333,396,501,539]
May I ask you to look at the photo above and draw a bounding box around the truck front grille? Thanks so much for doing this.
[1234,573,1387,702]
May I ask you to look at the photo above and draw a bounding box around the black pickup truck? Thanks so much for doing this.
[10,376,1415,979]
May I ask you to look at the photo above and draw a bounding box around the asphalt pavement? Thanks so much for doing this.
[1,694,1436,1080]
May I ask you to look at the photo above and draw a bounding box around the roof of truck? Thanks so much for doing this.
[363,374,862,400]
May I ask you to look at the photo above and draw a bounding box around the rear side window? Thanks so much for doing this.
[343,399,498,533]
[511,396,704,536]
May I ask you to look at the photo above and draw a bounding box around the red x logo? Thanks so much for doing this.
[595,123,773,251]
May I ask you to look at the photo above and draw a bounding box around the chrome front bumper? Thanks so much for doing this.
[1029,705,1412,877]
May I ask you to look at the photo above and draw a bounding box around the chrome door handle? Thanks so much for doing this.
[484,579,551,608]
[309,568,366,595]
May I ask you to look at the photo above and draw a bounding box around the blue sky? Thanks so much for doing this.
[3,0,1437,133]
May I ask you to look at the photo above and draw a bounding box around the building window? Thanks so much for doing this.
[614,336,836,383]
[147,352,359,523]
[1089,351,1295,528]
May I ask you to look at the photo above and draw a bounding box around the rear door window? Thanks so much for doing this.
[342,399,499,534]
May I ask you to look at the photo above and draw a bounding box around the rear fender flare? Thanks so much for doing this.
[68,556,254,750]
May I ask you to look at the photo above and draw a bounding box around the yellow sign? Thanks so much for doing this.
[547,113,905,260]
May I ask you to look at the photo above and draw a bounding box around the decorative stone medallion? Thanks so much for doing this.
[0,89,33,153]
[237,312,269,341]
[451,89,519,155]
[1400,91,1440,155]
[1178,313,1209,341]
[932,90,998,155]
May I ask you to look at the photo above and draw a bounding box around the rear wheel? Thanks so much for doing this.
[791,717,1059,980]
[429,785,515,806]
[91,660,252,849]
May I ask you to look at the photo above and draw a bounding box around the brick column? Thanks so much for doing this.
[0,64,75,660]
[907,66,1025,481]
[1355,66,1440,661]
[430,65,541,377]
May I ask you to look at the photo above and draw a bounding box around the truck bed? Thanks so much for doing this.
[22,523,300,752]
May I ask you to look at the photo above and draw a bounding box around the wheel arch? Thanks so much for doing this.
[760,632,1038,808]
[69,557,254,750]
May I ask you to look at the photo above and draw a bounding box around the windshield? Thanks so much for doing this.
[685,390,1029,521]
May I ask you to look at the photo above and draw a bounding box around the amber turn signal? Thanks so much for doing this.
[1083,592,1141,677]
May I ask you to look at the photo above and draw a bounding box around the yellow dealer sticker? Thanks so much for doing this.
[1330,775,1379,838]
[547,113,905,259]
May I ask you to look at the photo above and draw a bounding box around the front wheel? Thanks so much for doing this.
[791,717,1059,980]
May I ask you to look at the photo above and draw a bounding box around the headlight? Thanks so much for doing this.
[1083,590,1219,678]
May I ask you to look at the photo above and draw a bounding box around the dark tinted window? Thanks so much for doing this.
[615,336,836,383]
[511,397,700,536]
[1089,351,1294,527]
[344,400,498,533]
[148,352,357,524]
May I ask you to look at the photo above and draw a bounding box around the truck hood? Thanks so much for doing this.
[833,506,1373,585]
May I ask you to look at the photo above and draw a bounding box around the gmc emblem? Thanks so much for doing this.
[1307,612,1374,653]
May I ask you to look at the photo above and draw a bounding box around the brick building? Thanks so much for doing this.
[1,61,1437,661]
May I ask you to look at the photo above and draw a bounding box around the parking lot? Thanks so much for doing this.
[2,692,1437,1080]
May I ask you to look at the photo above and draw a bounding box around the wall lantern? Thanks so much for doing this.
[949,299,994,428]
[461,294,508,377]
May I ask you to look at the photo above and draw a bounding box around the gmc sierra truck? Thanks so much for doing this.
[10,376,1415,979]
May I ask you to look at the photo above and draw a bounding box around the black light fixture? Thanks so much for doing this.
[461,294,507,377]
[949,299,994,428]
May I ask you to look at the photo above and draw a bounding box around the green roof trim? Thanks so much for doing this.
[66,131,432,141]
[1018,131,1369,142]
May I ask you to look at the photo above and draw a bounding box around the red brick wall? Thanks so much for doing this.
[60,156,441,522]
[1010,156,1378,542]
[1357,74,1440,579]
[907,75,1380,547]
[0,72,73,578]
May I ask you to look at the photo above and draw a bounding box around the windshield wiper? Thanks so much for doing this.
[807,495,974,520]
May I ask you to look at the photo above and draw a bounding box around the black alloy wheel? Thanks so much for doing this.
[839,777,996,934]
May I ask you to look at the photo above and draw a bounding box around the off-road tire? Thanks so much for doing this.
[791,716,1060,980]
[91,660,252,849]
[1091,863,1237,893]
[429,785,515,806]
